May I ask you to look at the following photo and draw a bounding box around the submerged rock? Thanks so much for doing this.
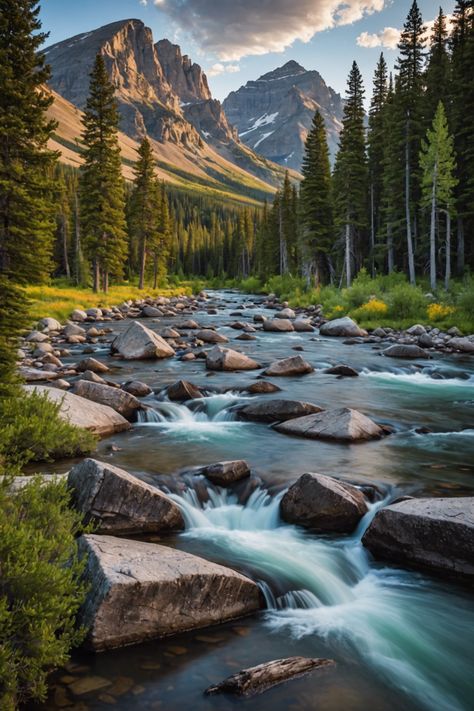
[320,317,367,337]
[383,344,431,359]
[205,657,335,697]
[206,346,260,371]
[274,407,385,442]
[122,380,152,397]
[167,379,203,401]
[111,321,175,360]
[324,364,359,377]
[239,399,322,423]
[78,534,261,650]
[68,459,183,534]
[264,355,313,377]
[73,380,142,420]
[262,318,294,332]
[280,473,368,532]
[245,380,282,394]
[362,497,474,582]
[201,460,251,485]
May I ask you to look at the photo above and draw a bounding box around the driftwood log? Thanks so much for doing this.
[205,656,336,697]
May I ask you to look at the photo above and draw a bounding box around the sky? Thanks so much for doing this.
[40,0,455,103]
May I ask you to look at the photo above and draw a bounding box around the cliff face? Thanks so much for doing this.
[223,60,344,170]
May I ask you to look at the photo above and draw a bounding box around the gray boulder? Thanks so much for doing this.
[264,355,313,377]
[19,367,58,381]
[202,460,251,485]
[122,380,152,397]
[68,459,183,534]
[275,308,296,319]
[240,399,322,423]
[167,379,203,401]
[293,320,314,332]
[206,346,260,371]
[196,329,229,344]
[448,337,474,354]
[245,381,281,394]
[77,357,109,374]
[78,534,261,650]
[73,380,142,420]
[280,473,368,532]
[274,407,385,442]
[263,318,294,332]
[38,317,62,332]
[320,317,367,337]
[71,309,87,322]
[111,321,175,360]
[383,344,431,359]
[362,497,474,582]
[142,305,163,318]
[324,364,359,377]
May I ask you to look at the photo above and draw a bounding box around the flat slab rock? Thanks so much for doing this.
[383,344,431,359]
[206,346,260,371]
[201,460,251,485]
[362,497,474,582]
[78,534,261,651]
[111,321,175,360]
[205,656,335,697]
[264,355,314,377]
[23,385,130,437]
[280,473,368,533]
[73,380,142,420]
[68,458,184,534]
[239,399,323,423]
[274,407,385,442]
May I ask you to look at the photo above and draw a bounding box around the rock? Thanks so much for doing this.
[280,473,368,532]
[293,320,314,332]
[205,657,335,697]
[52,378,72,390]
[206,346,260,371]
[73,380,142,420]
[245,381,281,394]
[448,337,474,354]
[236,333,256,341]
[77,357,109,374]
[63,323,86,337]
[262,318,294,332]
[324,365,359,377]
[71,309,88,322]
[418,333,434,348]
[167,379,203,401]
[181,352,196,361]
[24,385,130,437]
[406,324,426,336]
[264,355,313,377]
[275,308,295,319]
[38,316,62,332]
[201,460,251,485]
[240,399,322,423]
[274,408,385,442]
[68,459,184,534]
[161,327,180,339]
[122,380,152,397]
[179,319,199,329]
[82,370,107,384]
[78,534,261,650]
[86,307,103,319]
[19,366,58,381]
[362,497,474,582]
[111,321,175,360]
[319,317,367,337]
[372,327,387,337]
[33,342,53,356]
[142,305,163,318]
[25,330,49,342]
[383,344,431,359]
[196,329,229,344]
[448,326,462,337]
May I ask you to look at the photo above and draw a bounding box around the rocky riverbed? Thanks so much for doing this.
[20,290,474,711]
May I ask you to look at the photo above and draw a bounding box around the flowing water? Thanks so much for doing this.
[38,290,474,710]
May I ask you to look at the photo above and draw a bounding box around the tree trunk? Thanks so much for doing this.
[62,214,71,279]
[345,221,351,287]
[93,259,100,293]
[153,254,158,289]
[456,216,464,275]
[387,222,394,274]
[370,181,375,277]
[430,161,438,291]
[445,210,451,291]
[139,236,146,290]
[102,270,109,294]
[405,114,416,285]
[74,193,81,286]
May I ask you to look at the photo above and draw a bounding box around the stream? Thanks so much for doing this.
[38,290,474,711]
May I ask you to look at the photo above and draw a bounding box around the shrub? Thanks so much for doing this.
[0,475,88,709]
[457,280,474,322]
[387,284,427,320]
[344,269,381,309]
[427,303,456,322]
[352,298,389,321]
[239,276,262,293]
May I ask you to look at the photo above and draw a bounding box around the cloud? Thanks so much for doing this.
[357,13,455,50]
[207,62,240,77]
[152,0,386,60]
[139,0,148,5]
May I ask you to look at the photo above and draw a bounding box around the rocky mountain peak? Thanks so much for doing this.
[258,60,307,82]
[155,39,211,103]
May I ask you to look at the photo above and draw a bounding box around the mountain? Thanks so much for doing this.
[223,60,344,171]
[44,19,294,196]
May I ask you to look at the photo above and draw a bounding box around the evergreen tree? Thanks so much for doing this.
[299,111,334,285]
[333,61,368,286]
[379,75,401,274]
[0,0,57,284]
[79,54,127,292]
[368,53,388,276]
[424,7,451,125]
[149,183,171,288]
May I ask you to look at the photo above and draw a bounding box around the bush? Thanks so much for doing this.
[427,303,456,322]
[344,269,381,309]
[0,475,88,709]
[387,283,427,320]
[352,298,389,321]
[457,280,474,322]
[0,391,96,466]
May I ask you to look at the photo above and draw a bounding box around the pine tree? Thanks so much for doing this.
[368,53,388,276]
[379,75,402,274]
[424,7,451,125]
[149,183,171,288]
[333,61,368,286]
[299,111,334,285]
[0,0,57,284]
[79,54,127,293]
[420,101,458,289]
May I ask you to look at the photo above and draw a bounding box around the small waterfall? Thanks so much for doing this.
[361,368,474,389]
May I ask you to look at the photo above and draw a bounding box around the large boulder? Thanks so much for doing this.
[324,364,359,377]
[19,367,58,381]
[245,381,281,394]
[121,380,152,397]
[274,408,385,442]
[383,344,431,359]
[293,320,314,332]
[78,534,261,650]
[142,305,163,318]
[362,497,474,582]
[201,460,251,485]
[38,317,62,332]
[262,318,294,332]
[280,473,368,533]
[76,357,109,374]
[240,399,323,423]
[196,329,229,344]
[448,337,474,354]
[68,459,183,534]
[320,317,367,338]
[73,380,142,420]
[111,321,175,360]
[23,385,130,437]
[167,379,203,401]
[206,346,260,371]
[264,355,313,377]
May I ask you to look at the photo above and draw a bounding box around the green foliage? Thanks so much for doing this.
[0,475,88,709]
[386,282,427,319]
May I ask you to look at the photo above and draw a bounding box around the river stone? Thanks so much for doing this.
[167,379,203,401]
[122,380,152,397]
[68,459,184,534]
[240,399,323,423]
[383,344,431,359]
[274,408,385,442]
[245,381,282,394]
[25,330,49,343]
[293,320,314,332]
[73,380,142,420]
[201,460,251,485]
[142,305,163,318]
[206,346,260,371]
[78,534,261,650]
[280,473,368,532]
[77,357,109,374]
[63,323,86,337]
[161,327,181,339]
[38,316,62,332]
[20,366,58,381]
[264,355,313,377]
[111,321,175,360]
[262,318,295,332]
[82,370,107,384]
[196,329,229,344]
[319,317,367,338]
[362,497,474,581]
[406,324,426,336]
[179,319,200,329]
[324,365,359,377]
[275,308,296,319]
[448,337,474,353]
[23,384,130,436]
[71,309,88,322]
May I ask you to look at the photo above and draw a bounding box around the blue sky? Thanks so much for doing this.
[40,0,454,103]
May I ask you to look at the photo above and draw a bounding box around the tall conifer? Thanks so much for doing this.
[368,53,388,276]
